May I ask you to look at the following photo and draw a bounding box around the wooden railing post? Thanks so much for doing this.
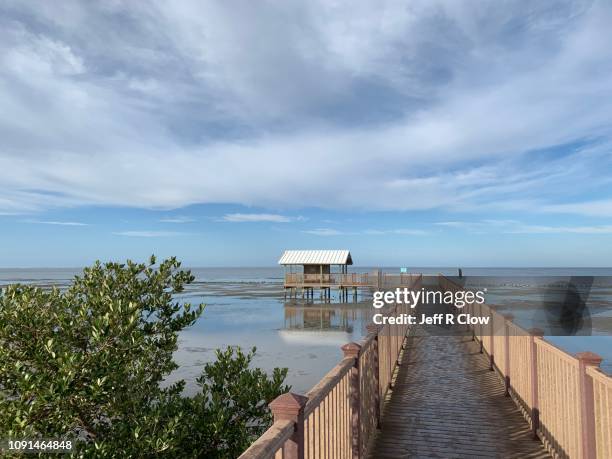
[269,393,308,459]
[528,328,544,439]
[386,324,393,390]
[366,324,381,429]
[342,342,362,459]
[395,304,402,366]
[489,310,495,371]
[479,303,484,353]
[503,313,513,396]
[469,301,476,340]
[576,351,602,459]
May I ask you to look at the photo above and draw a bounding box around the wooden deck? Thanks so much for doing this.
[241,275,611,459]
[369,328,550,459]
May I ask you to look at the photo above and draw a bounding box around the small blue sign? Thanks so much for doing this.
[400,267,407,273]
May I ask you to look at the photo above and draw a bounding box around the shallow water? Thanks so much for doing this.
[2,267,611,396]
[170,285,375,395]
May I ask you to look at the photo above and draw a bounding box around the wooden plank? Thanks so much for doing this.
[368,330,550,458]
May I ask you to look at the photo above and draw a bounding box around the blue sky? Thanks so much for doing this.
[1,1,612,267]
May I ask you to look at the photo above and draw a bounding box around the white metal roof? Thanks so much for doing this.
[278,250,353,265]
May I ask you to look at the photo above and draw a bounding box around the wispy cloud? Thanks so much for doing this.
[112,231,184,237]
[221,213,304,223]
[302,228,347,236]
[303,227,428,236]
[436,220,612,234]
[363,229,428,236]
[435,221,467,228]
[507,225,612,234]
[159,216,195,223]
[543,199,612,217]
[1,1,611,215]
[26,220,89,226]
[435,220,520,231]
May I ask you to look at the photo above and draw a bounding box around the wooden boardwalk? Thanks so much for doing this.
[369,328,550,459]
[241,276,611,459]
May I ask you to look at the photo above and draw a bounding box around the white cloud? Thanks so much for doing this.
[221,213,303,223]
[303,227,428,236]
[302,228,347,236]
[0,1,611,214]
[363,229,428,236]
[507,225,612,234]
[26,220,88,226]
[159,216,195,223]
[436,219,612,234]
[543,199,612,217]
[112,231,184,237]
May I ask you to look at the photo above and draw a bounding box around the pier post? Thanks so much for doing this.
[387,324,393,389]
[478,303,483,353]
[489,311,495,371]
[528,328,544,439]
[469,301,476,340]
[576,351,602,459]
[342,342,362,459]
[395,305,402,366]
[503,314,513,396]
[366,324,381,429]
[269,393,308,459]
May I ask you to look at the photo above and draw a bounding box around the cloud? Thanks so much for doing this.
[26,220,88,226]
[436,219,612,234]
[159,216,195,223]
[543,199,612,217]
[1,1,611,215]
[112,231,184,237]
[303,227,428,236]
[435,220,520,230]
[302,228,347,236]
[507,225,612,234]
[436,221,468,228]
[363,229,429,236]
[221,213,303,223]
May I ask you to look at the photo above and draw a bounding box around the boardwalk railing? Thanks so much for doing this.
[284,273,374,287]
[439,274,612,459]
[284,272,421,289]
[240,274,423,459]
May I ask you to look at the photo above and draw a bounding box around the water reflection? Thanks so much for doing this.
[277,302,374,347]
[283,304,362,332]
[170,293,375,395]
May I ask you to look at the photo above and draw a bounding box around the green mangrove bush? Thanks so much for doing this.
[0,256,289,458]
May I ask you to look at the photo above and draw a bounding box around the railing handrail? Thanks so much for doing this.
[586,364,610,382]
[534,336,581,366]
[304,357,353,416]
[239,419,294,458]
[438,273,612,459]
[284,272,423,287]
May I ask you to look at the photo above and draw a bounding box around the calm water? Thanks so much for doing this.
[1,267,611,395]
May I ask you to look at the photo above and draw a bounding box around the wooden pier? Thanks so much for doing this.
[283,272,417,300]
[279,250,418,300]
[240,274,612,459]
[369,332,550,458]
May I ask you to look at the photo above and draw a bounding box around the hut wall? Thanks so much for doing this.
[304,264,331,275]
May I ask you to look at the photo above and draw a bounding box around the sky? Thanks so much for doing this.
[1,0,612,267]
